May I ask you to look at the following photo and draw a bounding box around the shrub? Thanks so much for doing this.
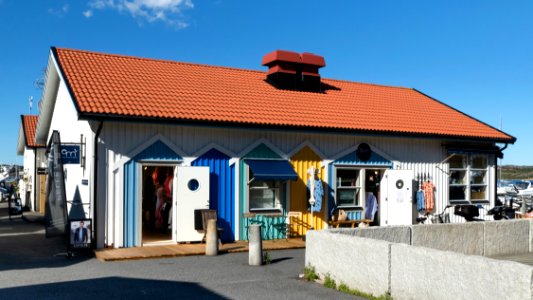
[323,273,336,289]
[303,265,319,282]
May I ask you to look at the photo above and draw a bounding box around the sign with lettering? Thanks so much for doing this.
[69,219,92,250]
[61,145,80,164]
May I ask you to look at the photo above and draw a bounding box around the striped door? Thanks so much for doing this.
[290,146,325,236]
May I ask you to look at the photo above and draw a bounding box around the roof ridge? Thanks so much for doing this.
[54,47,412,90]
[322,77,412,90]
[54,47,266,75]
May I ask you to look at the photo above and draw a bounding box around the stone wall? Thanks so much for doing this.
[306,230,390,296]
[411,222,484,255]
[306,219,533,299]
[329,225,411,244]
[391,243,533,300]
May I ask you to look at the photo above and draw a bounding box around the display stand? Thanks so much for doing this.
[67,219,93,258]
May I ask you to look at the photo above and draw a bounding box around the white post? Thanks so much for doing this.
[205,219,218,256]
[248,224,262,266]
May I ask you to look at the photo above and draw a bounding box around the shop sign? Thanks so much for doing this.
[61,145,80,164]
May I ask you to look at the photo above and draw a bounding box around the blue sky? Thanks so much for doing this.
[0,1,531,165]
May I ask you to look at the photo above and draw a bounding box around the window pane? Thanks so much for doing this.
[250,188,276,209]
[449,170,467,185]
[337,188,360,206]
[470,170,487,184]
[337,169,360,187]
[470,155,488,169]
[250,180,271,188]
[471,186,486,200]
[449,154,467,169]
[449,186,466,201]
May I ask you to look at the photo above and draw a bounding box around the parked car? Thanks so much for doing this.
[0,179,15,201]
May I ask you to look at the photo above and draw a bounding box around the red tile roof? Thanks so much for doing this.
[53,47,515,143]
[22,115,45,148]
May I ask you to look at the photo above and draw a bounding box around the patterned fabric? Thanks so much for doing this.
[307,178,323,212]
[416,190,425,212]
[423,181,435,212]
[364,192,378,220]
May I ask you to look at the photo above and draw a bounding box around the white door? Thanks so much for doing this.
[379,169,414,226]
[174,166,210,242]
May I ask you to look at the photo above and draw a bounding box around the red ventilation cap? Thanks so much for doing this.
[300,52,326,67]
[262,50,301,66]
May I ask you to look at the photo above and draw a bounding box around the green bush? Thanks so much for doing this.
[336,282,392,300]
[323,273,336,289]
[303,265,319,282]
[262,251,271,265]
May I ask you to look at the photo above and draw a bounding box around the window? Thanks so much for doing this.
[336,168,362,207]
[249,180,282,211]
[449,153,489,203]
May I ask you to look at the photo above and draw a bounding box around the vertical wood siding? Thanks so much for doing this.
[100,122,498,243]
[290,146,325,236]
[192,149,235,242]
[123,140,181,247]
[239,144,286,240]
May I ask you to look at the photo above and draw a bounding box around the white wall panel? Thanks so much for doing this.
[47,80,93,218]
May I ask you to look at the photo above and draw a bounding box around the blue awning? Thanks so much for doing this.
[245,159,298,181]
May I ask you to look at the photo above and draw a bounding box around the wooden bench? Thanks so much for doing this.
[328,219,372,228]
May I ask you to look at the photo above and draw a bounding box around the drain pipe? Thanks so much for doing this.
[495,143,508,206]
[32,148,37,211]
[93,121,103,248]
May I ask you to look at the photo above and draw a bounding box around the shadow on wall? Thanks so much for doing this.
[0,277,230,299]
[68,185,86,220]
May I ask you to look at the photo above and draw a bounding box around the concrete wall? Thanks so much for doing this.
[307,227,533,300]
[306,230,390,296]
[328,219,533,257]
[484,219,530,256]
[411,223,484,255]
[329,226,411,245]
[391,243,533,300]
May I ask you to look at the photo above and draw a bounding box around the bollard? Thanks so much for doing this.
[205,219,218,256]
[248,224,263,266]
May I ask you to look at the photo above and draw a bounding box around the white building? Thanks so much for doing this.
[33,48,515,249]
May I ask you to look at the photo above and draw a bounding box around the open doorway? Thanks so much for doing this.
[141,165,174,245]
[365,169,384,225]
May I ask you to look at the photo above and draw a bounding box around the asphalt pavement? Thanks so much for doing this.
[0,202,362,299]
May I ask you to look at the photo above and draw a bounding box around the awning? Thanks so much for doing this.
[245,159,298,181]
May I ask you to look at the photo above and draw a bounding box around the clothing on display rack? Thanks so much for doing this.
[422,180,435,212]
[364,192,378,220]
[307,178,324,212]
[416,189,425,212]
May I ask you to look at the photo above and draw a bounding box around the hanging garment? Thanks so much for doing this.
[164,175,173,199]
[364,192,378,220]
[416,189,425,212]
[423,181,435,212]
[154,186,165,229]
[307,178,323,212]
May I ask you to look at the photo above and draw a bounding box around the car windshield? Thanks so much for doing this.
[515,181,530,190]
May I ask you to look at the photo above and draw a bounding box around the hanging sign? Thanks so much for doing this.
[61,145,80,164]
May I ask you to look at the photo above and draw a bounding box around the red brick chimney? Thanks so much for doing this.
[262,50,326,92]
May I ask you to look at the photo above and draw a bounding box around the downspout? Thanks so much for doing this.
[495,143,508,205]
[33,148,37,211]
[93,121,103,248]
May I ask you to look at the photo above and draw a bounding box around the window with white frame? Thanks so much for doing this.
[449,153,489,203]
[249,179,282,212]
[336,168,362,207]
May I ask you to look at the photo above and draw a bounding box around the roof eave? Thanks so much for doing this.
[412,88,516,144]
[76,112,515,144]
